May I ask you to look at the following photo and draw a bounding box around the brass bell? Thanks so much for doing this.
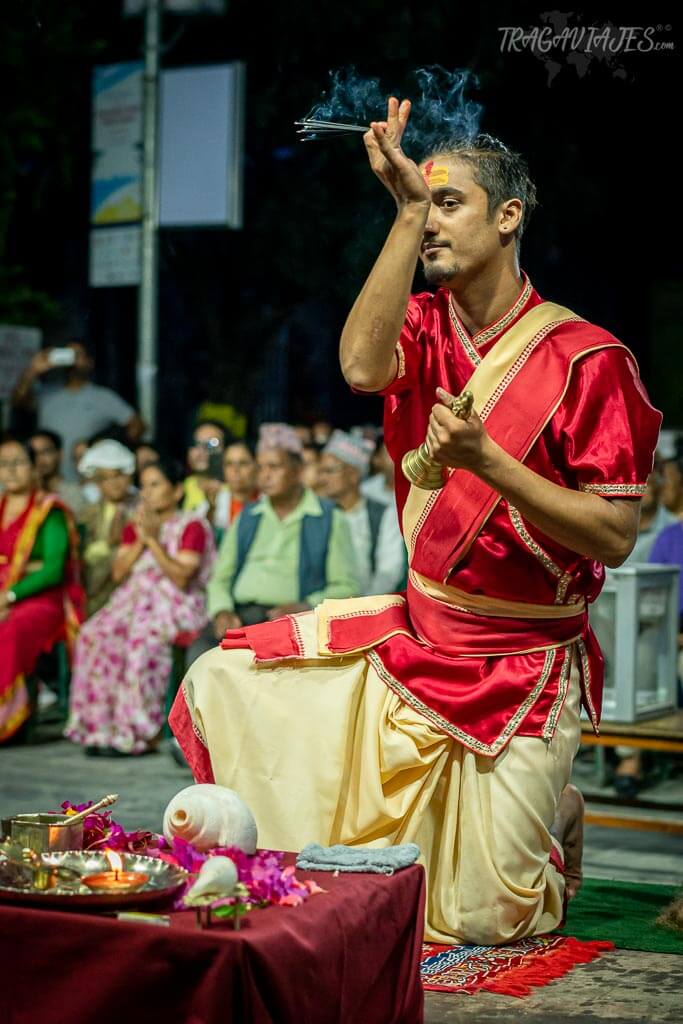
[401,390,474,491]
[401,443,446,490]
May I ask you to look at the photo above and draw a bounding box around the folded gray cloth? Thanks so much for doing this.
[296,842,420,876]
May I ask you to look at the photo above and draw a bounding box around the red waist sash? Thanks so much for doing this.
[214,581,603,757]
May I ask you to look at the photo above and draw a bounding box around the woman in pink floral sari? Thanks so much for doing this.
[66,458,215,755]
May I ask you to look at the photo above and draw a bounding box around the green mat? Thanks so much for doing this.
[558,877,683,954]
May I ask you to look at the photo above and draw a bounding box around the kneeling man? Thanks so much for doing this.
[171,99,661,944]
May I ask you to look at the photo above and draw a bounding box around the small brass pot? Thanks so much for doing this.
[8,814,84,854]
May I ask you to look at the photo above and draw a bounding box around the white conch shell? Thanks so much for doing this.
[185,856,238,903]
[162,784,258,853]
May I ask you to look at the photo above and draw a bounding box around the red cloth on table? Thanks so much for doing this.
[122,519,207,552]
[0,859,425,1024]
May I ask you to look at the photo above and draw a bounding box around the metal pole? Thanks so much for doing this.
[137,0,161,436]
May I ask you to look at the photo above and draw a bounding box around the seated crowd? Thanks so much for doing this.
[2,399,682,773]
[0,414,407,756]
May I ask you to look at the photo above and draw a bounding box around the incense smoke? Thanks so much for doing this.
[305,66,483,155]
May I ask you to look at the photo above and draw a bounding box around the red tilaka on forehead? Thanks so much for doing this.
[423,160,434,181]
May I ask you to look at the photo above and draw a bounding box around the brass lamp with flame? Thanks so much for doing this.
[401,390,474,490]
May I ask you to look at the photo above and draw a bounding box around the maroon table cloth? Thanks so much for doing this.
[1,860,425,1024]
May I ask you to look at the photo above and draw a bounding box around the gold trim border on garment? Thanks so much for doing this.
[316,595,408,656]
[578,483,647,496]
[472,276,534,348]
[576,636,599,732]
[182,683,209,747]
[447,274,534,365]
[507,505,574,605]
[410,570,586,620]
[367,646,557,756]
[542,644,573,741]
[401,302,582,567]
[395,340,406,379]
[448,302,481,366]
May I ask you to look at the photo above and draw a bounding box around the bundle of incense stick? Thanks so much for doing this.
[295,118,369,141]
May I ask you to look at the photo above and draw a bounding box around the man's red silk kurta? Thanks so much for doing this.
[384,276,659,614]
[203,275,662,759]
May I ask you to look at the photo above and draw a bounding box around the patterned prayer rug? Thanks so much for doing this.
[420,935,613,996]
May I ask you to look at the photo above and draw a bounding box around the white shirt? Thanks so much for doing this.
[38,382,134,481]
[343,498,407,596]
[360,473,394,507]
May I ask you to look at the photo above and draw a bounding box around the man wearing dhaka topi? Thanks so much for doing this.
[171,98,661,944]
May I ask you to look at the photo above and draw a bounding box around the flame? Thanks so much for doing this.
[104,849,123,872]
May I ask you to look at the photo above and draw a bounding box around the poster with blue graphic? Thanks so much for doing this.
[91,63,143,225]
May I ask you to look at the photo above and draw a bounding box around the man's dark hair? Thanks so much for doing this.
[302,441,323,456]
[425,134,538,245]
[29,428,63,451]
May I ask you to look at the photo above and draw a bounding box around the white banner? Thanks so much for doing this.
[159,63,245,228]
[89,226,142,287]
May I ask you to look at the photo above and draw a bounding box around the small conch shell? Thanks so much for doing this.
[162,784,258,853]
[185,856,238,904]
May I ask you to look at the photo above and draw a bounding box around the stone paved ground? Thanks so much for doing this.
[1,728,682,1023]
[424,949,683,1022]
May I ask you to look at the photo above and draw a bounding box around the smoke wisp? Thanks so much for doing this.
[304,66,483,154]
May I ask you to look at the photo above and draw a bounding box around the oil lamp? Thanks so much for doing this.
[83,849,149,893]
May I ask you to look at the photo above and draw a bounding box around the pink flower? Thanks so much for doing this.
[304,879,327,895]
[163,836,208,873]
[278,893,305,907]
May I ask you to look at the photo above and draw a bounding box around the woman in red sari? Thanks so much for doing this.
[0,437,83,742]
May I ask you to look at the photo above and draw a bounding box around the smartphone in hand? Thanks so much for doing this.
[207,448,224,480]
[48,347,76,367]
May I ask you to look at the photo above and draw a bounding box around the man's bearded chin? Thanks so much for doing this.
[422,256,461,286]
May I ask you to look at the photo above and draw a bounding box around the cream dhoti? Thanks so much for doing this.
[171,582,588,945]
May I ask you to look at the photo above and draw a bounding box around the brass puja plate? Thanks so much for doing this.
[0,850,187,909]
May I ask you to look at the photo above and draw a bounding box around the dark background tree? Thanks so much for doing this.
[3,1,681,451]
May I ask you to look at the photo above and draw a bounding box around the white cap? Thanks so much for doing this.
[323,430,375,477]
[78,440,136,478]
[257,423,303,456]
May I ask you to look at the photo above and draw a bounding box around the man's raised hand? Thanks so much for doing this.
[424,387,492,474]
[364,97,432,208]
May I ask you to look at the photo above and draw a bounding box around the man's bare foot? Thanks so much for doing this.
[551,783,584,900]
[615,753,642,778]
[614,752,642,798]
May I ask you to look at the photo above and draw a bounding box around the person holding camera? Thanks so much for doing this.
[11,342,145,481]
[182,420,227,513]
